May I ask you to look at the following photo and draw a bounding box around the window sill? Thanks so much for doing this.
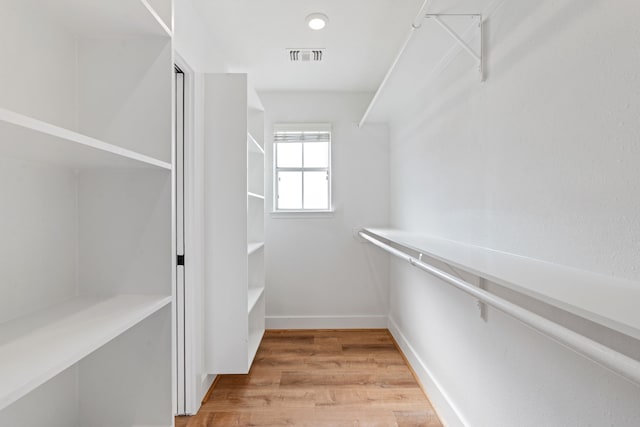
[269,210,335,219]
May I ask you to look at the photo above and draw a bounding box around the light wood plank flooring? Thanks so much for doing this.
[177,329,443,426]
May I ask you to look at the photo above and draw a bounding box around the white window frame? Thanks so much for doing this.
[273,123,332,213]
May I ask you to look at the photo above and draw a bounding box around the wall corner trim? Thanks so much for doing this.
[388,317,469,427]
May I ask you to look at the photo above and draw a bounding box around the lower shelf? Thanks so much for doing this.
[0,294,172,410]
[248,291,266,368]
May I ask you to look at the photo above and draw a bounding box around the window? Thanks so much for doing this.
[274,124,331,212]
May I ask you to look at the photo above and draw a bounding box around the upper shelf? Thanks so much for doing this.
[37,0,171,37]
[0,294,172,410]
[363,228,640,341]
[0,108,171,170]
[247,133,265,155]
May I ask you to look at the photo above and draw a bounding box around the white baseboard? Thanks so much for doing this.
[189,373,215,414]
[388,317,468,427]
[265,315,388,330]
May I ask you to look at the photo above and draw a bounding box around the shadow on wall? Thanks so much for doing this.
[490,0,598,80]
[392,0,598,141]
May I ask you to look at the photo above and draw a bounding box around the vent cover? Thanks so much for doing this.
[287,49,325,62]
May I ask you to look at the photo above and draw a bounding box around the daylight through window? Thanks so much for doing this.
[274,124,331,211]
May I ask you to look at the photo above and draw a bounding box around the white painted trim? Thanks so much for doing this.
[273,123,332,132]
[174,53,200,416]
[266,315,388,330]
[269,210,335,219]
[388,317,468,427]
[197,374,215,409]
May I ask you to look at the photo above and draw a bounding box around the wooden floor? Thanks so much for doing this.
[177,329,442,427]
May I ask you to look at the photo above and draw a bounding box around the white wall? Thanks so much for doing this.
[0,0,77,129]
[174,0,227,73]
[387,0,640,426]
[0,159,77,324]
[260,91,390,329]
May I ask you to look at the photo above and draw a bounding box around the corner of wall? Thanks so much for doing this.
[388,317,467,427]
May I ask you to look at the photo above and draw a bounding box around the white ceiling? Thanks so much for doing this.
[193,0,424,92]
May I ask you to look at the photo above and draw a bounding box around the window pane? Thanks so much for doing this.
[303,141,329,168]
[276,143,302,168]
[277,171,302,210]
[303,171,329,210]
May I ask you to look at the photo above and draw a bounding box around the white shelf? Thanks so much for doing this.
[248,286,265,313]
[248,192,265,200]
[247,132,265,155]
[364,228,640,341]
[39,0,171,37]
[0,294,172,410]
[248,242,265,256]
[0,108,171,170]
[206,74,265,375]
[140,0,172,36]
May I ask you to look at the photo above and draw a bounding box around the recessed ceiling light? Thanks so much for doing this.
[306,13,328,30]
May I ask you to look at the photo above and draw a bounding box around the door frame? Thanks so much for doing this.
[174,54,195,415]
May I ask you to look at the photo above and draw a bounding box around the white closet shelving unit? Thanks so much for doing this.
[204,74,266,374]
[247,108,266,365]
[0,1,174,426]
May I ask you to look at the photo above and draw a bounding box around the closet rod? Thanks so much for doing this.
[359,231,640,388]
[358,0,433,128]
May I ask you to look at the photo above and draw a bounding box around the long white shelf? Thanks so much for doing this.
[0,108,171,170]
[248,286,265,313]
[0,294,172,410]
[40,0,171,37]
[248,242,265,256]
[247,132,265,155]
[364,228,640,341]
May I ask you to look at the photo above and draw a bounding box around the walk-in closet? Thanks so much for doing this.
[1,0,639,426]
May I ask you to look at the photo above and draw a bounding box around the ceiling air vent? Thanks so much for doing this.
[287,49,325,62]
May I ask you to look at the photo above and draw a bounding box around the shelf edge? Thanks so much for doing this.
[0,108,172,170]
[247,242,265,255]
[138,0,173,37]
[248,286,265,313]
[248,192,265,200]
[247,132,265,154]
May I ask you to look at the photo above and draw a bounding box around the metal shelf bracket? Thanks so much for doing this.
[426,14,484,82]
[358,4,485,128]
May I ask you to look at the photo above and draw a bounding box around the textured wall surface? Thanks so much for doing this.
[386,0,640,425]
